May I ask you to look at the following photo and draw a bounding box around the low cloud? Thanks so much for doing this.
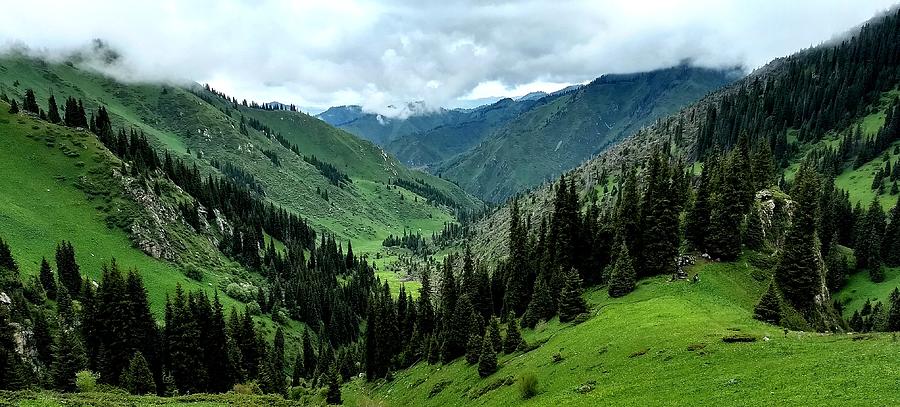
[0,0,896,117]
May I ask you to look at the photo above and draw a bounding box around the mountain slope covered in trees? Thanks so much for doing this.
[439,65,739,201]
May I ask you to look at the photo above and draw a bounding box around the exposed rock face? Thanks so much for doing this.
[120,171,179,261]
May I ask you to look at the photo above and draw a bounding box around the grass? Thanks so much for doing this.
[0,390,307,406]
[345,254,900,406]
[0,106,225,315]
[835,267,900,317]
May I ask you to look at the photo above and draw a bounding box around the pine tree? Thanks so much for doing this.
[502,312,523,353]
[325,361,342,405]
[122,352,157,395]
[51,327,87,392]
[0,237,17,273]
[685,156,714,250]
[32,310,53,367]
[23,89,39,113]
[38,257,57,300]
[883,201,900,266]
[301,329,316,381]
[504,199,529,315]
[8,99,18,114]
[744,203,766,251]
[753,283,782,324]
[48,94,61,123]
[55,241,81,296]
[522,274,555,328]
[857,199,886,281]
[487,317,502,353]
[264,327,287,395]
[774,163,822,308]
[465,333,482,364]
[640,151,679,276]
[608,240,636,298]
[558,269,587,322]
[706,153,745,261]
[477,332,497,378]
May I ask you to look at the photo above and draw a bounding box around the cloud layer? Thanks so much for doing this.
[1,0,896,116]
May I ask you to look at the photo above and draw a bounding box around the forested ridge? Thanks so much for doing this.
[2,6,900,407]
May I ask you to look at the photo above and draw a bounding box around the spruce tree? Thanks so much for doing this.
[774,163,822,308]
[122,352,156,395]
[23,89,39,114]
[51,327,87,392]
[640,151,679,277]
[558,269,587,322]
[753,283,782,324]
[522,273,555,328]
[32,310,53,367]
[608,240,636,298]
[883,201,900,266]
[685,156,714,250]
[502,312,523,353]
[39,257,56,300]
[477,332,497,378]
[465,333,482,364]
[744,203,766,251]
[301,329,316,381]
[706,154,744,260]
[325,361,342,405]
[487,317,502,353]
[7,99,18,114]
[48,94,61,123]
[55,241,81,296]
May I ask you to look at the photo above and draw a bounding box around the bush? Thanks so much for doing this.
[518,372,539,399]
[182,263,204,281]
[224,281,258,302]
[75,370,98,392]
[245,301,261,316]
[232,381,263,395]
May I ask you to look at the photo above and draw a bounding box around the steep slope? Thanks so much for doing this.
[347,257,900,406]
[0,101,265,317]
[385,95,565,168]
[0,55,481,249]
[440,65,739,201]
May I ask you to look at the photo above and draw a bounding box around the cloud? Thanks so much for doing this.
[0,0,896,117]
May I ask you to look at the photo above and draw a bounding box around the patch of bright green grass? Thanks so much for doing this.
[347,255,900,406]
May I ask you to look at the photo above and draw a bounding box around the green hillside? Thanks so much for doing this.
[0,104,237,314]
[440,65,738,202]
[346,256,900,406]
[0,55,480,250]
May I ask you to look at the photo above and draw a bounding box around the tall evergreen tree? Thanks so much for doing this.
[558,269,587,322]
[753,283,782,324]
[55,241,80,297]
[477,332,497,378]
[608,240,636,298]
[122,352,157,395]
[774,163,822,308]
[23,89,39,114]
[51,327,87,392]
[38,257,56,300]
[502,312,523,353]
[640,151,680,277]
[47,94,61,124]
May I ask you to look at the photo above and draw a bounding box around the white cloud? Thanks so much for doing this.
[0,0,896,117]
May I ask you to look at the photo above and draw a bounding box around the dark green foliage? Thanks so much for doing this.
[856,199,886,276]
[262,327,287,395]
[825,242,849,292]
[774,163,821,308]
[325,361,342,405]
[7,99,18,114]
[503,313,523,353]
[23,89,39,114]
[122,352,157,395]
[883,201,900,267]
[465,333,482,364]
[38,257,56,300]
[0,237,17,276]
[558,269,587,322]
[477,332,497,378]
[753,283,782,324]
[685,159,713,250]
[640,150,680,277]
[522,274,555,328]
[55,241,80,297]
[504,199,529,315]
[706,152,748,261]
[487,317,502,354]
[33,309,54,367]
[744,204,766,251]
[608,240,636,298]
[47,94,61,123]
[51,327,87,392]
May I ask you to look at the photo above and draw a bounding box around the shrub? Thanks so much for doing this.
[232,381,263,395]
[75,370,98,392]
[245,301,261,316]
[182,263,204,281]
[518,372,538,400]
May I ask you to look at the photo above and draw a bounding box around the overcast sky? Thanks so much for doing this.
[1,0,897,117]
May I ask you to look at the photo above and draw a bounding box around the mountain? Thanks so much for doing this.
[439,65,741,201]
[317,103,465,146]
[352,8,900,406]
[385,94,573,169]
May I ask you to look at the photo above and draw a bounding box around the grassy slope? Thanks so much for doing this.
[0,56,479,254]
[347,256,900,406]
[0,104,240,315]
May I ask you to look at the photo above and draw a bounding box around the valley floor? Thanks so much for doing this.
[343,256,900,406]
